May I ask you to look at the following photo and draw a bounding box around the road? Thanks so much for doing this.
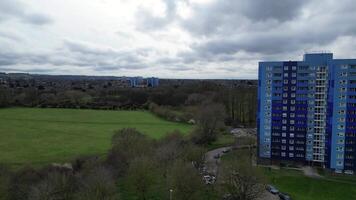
[203,129,279,200]
[204,146,232,176]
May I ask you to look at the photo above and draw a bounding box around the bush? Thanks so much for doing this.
[75,167,118,200]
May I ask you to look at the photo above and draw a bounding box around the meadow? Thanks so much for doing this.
[222,149,356,200]
[0,108,193,167]
[264,168,356,200]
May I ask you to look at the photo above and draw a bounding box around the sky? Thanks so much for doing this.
[1,0,356,79]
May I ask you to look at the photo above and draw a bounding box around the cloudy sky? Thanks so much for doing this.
[1,0,356,79]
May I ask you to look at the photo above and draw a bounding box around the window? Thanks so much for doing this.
[341,65,348,69]
[292,66,297,70]
[338,125,345,130]
[340,72,348,77]
[284,66,289,70]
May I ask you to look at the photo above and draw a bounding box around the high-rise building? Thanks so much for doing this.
[257,53,356,174]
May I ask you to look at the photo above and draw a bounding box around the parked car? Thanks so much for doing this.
[266,184,279,194]
[203,175,216,184]
[278,193,291,200]
[213,153,220,159]
[222,148,230,153]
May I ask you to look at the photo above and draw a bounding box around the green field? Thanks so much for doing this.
[0,108,193,167]
[264,168,356,200]
[222,149,356,200]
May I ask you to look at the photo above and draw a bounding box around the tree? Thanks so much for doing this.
[125,157,164,200]
[75,167,118,200]
[219,153,265,200]
[29,171,76,200]
[8,167,42,200]
[107,128,153,176]
[191,103,226,145]
[168,160,205,200]
[0,164,12,200]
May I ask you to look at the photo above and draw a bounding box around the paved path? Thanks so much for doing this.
[302,166,323,178]
[204,146,278,200]
[204,146,232,176]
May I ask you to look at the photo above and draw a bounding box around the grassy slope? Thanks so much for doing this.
[264,168,356,200]
[0,108,192,167]
[221,150,356,200]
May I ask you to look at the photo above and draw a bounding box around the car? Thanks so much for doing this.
[278,193,291,200]
[222,148,230,153]
[203,175,216,184]
[213,153,220,159]
[266,185,279,194]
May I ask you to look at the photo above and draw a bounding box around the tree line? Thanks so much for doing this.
[0,81,257,127]
[0,128,265,200]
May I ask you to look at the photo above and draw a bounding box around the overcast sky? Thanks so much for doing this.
[1,0,356,79]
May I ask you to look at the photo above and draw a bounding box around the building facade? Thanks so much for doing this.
[258,53,356,174]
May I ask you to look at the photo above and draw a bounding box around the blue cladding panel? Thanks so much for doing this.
[258,53,356,172]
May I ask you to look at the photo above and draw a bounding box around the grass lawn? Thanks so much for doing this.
[221,149,356,200]
[208,134,235,150]
[0,108,193,167]
[264,168,356,200]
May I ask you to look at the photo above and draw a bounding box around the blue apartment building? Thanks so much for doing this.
[258,53,356,174]
[128,77,159,87]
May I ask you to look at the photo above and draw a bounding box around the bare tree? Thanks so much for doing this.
[75,167,118,200]
[219,153,265,200]
[168,160,205,200]
[29,171,75,200]
[191,102,226,145]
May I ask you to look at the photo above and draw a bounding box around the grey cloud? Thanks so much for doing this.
[0,38,150,72]
[0,0,52,25]
[181,0,307,36]
[135,0,180,31]
[237,0,307,22]
[23,13,53,25]
[181,0,356,59]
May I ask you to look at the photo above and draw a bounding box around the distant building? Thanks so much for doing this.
[128,77,159,88]
[258,53,356,174]
[146,77,159,87]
